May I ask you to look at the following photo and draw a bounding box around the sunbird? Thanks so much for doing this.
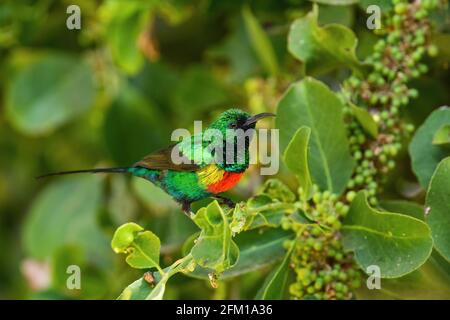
[38,109,275,215]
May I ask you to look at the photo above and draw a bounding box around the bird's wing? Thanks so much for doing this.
[134,144,200,171]
[135,132,220,171]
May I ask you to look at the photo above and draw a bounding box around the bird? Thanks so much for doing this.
[37,109,275,216]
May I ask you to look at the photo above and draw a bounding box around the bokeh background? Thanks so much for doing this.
[0,0,449,299]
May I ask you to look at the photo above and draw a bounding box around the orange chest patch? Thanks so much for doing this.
[206,171,244,194]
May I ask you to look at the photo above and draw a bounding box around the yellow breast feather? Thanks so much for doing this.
[197,164,224,186]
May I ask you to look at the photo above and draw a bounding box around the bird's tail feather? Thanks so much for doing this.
[36,167,130,179]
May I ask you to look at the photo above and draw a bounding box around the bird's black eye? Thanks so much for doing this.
[229,122,238,128]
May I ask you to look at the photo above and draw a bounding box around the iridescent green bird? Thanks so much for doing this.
[38,109,275,215]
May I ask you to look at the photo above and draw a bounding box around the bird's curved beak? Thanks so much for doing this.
[243,112,276,128]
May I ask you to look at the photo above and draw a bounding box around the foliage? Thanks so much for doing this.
[0,0,449,300]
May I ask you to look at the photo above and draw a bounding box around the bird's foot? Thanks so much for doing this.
[181,201,194,218]
[212,196,236,209]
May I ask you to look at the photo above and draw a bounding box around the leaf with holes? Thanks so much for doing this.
[288,5,361,75]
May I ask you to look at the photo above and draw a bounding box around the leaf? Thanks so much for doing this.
[229,193,295,235]
[6,54,95,135]
[318,3,355,27]
[186,228,295,280]
[276,77,355,195]
[118,255,195,300]
[242,5,279,76]
[111,222,161,269]
[100,1,153,74]
[190,201,239,273]
[23,176,108,260]
[256,244,293,300]
[351,104,378,138]
[246,195,287,230]
[283,126,313,200]
[288,5,361,75]
[432,124,450,145]
[409,107,450,188]
[425,157,450,261]
[117,277,154,300]
[258,179,296,203]
[380,200,425,221]
[342,191,433,278]
[355,251,450,300]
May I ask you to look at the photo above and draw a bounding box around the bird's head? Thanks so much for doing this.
[205,108,275,172]
[208,108,275,134]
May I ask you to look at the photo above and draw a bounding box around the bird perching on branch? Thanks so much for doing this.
[38,109,275,216]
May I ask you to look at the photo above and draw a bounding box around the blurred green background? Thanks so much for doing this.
[0,0,449,299]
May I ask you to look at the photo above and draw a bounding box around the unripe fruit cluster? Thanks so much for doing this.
[342,0,437,201]
[282,187,362,300]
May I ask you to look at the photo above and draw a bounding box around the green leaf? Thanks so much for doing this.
[409,107,450,188]
[425,157,450,261]
[351,104,378,138]
[283,126,313,199]
[432,124,450,145]
[111,222,161,270]
[355,251,450,299]
[190,201,239,273]
[23,176,108,260]
[380,200,425,221]
[342,191,433,278]
[186,228,295,280]
[318,3,355,27]
[118,255,195,300]
[6,54,95,135]
[229,193,296,235]
[246,195,287,230]
[276,77,355,195]
[256,244,293,300]
[242,5,279,76]
[117,277,154,300]
[100,1,153,74]
[288,5,360,75]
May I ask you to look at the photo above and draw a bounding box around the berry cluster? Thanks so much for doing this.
[342,0,439,201]
[282,187,361,300]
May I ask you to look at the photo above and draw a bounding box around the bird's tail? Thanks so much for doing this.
[36,167,130,179]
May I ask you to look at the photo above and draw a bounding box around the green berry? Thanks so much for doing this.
[427,45,438,57]
[346,191,356,202]
[394,3,407,15]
